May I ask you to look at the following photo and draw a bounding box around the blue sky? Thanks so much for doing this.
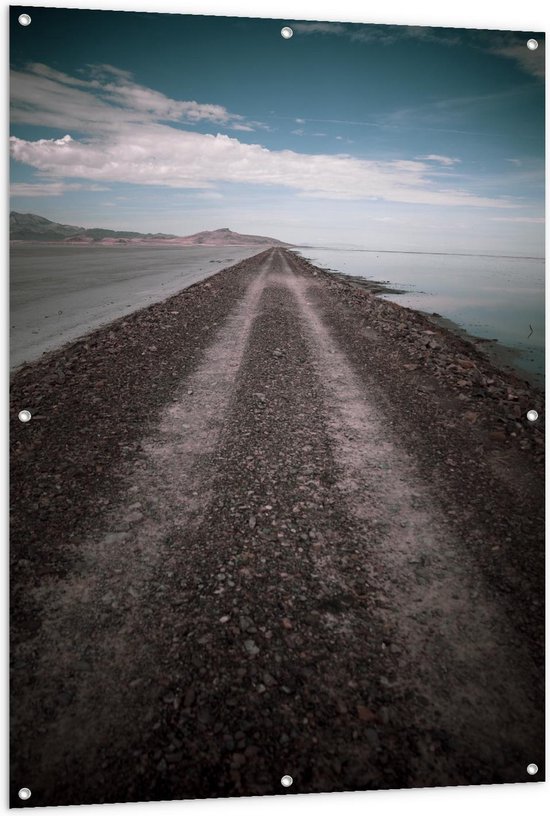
[10,7,545,254]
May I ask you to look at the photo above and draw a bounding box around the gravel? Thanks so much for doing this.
[10,248,544,807]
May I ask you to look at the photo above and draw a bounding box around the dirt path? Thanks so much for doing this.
[10,249,544,806]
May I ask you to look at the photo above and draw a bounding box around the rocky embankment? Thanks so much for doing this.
[290,251,544,644]
[292,253,544,461]
[10,248,544,807]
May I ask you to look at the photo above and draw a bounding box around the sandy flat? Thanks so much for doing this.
[10,244,262,369]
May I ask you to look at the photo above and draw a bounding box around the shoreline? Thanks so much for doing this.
[289,250,544,467]
[422,310,542,388]
[294,254,544,389]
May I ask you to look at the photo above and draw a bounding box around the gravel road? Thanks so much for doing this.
[10,248,544,806]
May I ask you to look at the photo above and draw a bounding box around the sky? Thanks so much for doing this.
[9,6,545,255]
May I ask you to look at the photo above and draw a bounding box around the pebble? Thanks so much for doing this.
[366,728,380,749]
[103,532,129,545]
[126,510,143,524]
[244,639,260,656]
[239,616,256,633]
[223,735,235,751]
[183,688,195,708]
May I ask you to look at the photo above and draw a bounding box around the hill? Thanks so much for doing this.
[10,212,292,247]
[175,227,292,247]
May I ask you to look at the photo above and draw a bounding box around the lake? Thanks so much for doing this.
[294,247,545,385]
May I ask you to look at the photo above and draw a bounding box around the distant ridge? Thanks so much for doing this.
[9,211,175,242]
[175,227,292,247]
[10,212,293,247]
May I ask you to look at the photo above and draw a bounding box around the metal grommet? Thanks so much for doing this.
[527,39,538,50]
[526,409,538,422]
[18,788,32,800]
[18,410,32,423]
[281,774,293,787]
[18,14,32,26]
[281,27,293,39]
[527,763,538,775]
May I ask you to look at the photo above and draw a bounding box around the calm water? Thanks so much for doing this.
[295,248,545,383]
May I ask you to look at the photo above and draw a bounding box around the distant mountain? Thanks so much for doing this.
[175,227,292,247]
[10,212,176,243]
[10,212,292,247]
[10,211,87,242]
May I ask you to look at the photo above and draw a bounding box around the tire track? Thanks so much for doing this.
[131,255,410,800]
[281,250,543,784]
[11,248,544,806]
[11,252,273,805]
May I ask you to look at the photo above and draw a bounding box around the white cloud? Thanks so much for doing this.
[491,42,545,80]
[11,62,258,131]
[10,128,514,208]
[417,154,461,166]
[10,181,109,197]
[292,22,347,36]
[490,216,544,223]
[9,63,517,210]
[88,64,134,82]
[292,21,459,47]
